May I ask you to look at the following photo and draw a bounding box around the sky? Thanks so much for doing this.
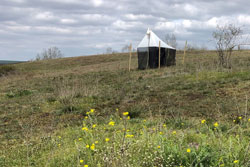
[1,0,250,60]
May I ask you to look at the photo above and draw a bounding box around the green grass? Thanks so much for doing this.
[1,50,250,166]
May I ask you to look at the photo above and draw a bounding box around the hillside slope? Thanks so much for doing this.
[1,51,250,166]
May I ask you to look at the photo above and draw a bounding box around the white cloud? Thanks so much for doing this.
[155,21,176,30]
[112,20,142,30]
[183,4,199,16]
[237,15,250,25]
[80,14,113,21]
[124,14,153,20]
[35,12,56,21]
[35,26,72,34]
[91,0,103,7]
[60,18,77,24]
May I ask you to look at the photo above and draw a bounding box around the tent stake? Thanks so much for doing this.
[129,43,132,72]
[158,41,161,69]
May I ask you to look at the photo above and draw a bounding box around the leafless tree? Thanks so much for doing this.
[212,24,242,68]
[121,44,130,53]
[165,33,177,48]
[106,47,113,54]
[36,47,63,61]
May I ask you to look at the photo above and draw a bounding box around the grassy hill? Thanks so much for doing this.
[1,51,250,166]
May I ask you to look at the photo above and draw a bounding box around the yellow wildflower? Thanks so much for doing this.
[163,124,166,127]
[239,116,242,120]
[187,148,191,153]
[105,138,110,142]
[233,120,236,123]
[127,116,130,120]
[90,144,95,150]
[157,145,161,149]
[84,165,88,167]
[123,112,129,116]
[82,127,88,131]
[85,116,88,119]
[248,118,250,122]
[90,109,95,113]
[233,160,239,164]
[92,124,97,128]
[95,141,99,144]
[108,121,115,126]
[86,112,90,115]
[159,132,163,135]
[86,144,90,148]
[116,108,119,111]
[80,160,84,163]
[172,131,176,135]
[78,138,82,141]
[143,119,146,122]
[214,122,219,127]
[125,134,134,138]
[201,120,206,124]
[58,136,61,139]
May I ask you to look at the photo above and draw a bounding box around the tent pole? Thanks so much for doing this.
[147,31,150,69]
[158,41,161,69]
[129,43,132,72]
[183,40,187,65]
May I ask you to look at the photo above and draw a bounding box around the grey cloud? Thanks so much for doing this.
[1,0,250,60]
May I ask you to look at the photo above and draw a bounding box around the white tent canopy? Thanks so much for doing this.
[137,28,175,50]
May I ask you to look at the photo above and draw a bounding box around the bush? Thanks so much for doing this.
[6,89,32,98]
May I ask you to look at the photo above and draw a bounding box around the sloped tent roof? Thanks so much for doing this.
[137,28,175,50]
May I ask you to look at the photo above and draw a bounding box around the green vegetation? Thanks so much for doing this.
[0,65,16,77]
[0,51,250,166]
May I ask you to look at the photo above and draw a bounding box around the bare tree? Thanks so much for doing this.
[212,24,242,68]
[121,44,130,53]
[106,47,113,54]
[165,33,177,48]
[36,47,63,61]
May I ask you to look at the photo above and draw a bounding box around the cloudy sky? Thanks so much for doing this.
[1,0,250,60]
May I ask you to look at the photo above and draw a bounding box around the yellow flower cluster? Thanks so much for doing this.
[108,121,115,126]
[125,134,134,138]
[201,119,206,124]
[214,122,219,127]
[82,127,88,131]
[123,112,129,116]
[90,144,95,150]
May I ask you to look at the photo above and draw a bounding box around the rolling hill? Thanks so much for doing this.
[1,51,250,166]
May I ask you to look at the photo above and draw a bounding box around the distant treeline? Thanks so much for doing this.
[0,60,25,65]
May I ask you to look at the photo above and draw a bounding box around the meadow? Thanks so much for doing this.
[0,50,250,167]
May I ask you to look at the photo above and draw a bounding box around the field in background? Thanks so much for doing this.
[0,60,25,65]
[1,50,250,166]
